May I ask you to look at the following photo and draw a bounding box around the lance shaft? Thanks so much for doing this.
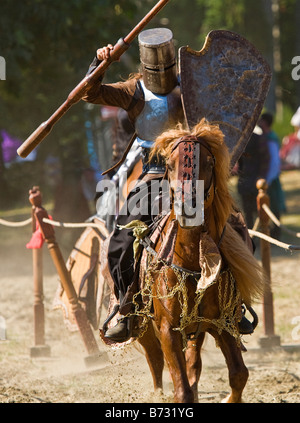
[17,0,170,158]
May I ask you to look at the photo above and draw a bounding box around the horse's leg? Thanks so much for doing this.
[160,321,194,403]
[212,331,248,403]
[185,332,205,403]
[138,321,164,393]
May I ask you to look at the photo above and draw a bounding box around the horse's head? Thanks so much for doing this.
[151,118,232,232]
[166,135,216,228]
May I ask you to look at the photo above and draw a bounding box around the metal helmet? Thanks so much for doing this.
[138,28,177,95]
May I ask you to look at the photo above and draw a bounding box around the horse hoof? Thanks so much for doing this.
[221,394,231,403]
[221,394,243,403]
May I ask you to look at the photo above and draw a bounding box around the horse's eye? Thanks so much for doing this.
[207,156,215,168]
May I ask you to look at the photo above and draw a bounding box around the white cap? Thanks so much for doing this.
[291,106,300,127]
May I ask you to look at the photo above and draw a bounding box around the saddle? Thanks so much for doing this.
[53,217,108,331]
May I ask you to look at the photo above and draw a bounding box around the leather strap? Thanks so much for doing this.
[171,135,213,156]
[101,131,137,176]
[177,140,200,208]
[171,135,216,204]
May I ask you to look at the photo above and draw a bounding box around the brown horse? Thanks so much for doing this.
[131,119,265,403]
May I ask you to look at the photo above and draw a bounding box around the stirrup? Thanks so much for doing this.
[238,305,258,335]
[102,304,120,334]
[104,315,134,343]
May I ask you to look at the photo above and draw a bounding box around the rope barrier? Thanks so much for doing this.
[1,207,299,250]
[0,216,109,237]
[262,203,300,238]
[42,217,110,237]
[248,229,300,251]
[0,217,32,227]
[252,216,260,232]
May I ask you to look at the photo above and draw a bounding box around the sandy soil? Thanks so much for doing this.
[0,235,299,404]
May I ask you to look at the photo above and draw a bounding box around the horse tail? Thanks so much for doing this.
[219,223,265,306]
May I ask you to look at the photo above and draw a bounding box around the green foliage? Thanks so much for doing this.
[0,0,141,210]
[272,104,295,142]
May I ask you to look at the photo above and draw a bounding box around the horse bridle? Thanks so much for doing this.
[170,135,216,203]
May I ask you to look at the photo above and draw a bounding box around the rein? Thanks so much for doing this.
[171,135,214,155]
[139,220,202,284]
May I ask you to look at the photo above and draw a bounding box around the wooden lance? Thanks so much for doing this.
[17,0,171,158]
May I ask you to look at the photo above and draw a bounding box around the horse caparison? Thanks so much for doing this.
[129,118,265,403]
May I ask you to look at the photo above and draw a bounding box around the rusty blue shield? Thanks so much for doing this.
[179,30,272,168]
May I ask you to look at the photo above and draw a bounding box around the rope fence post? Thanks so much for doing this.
[29,195,51,358]
[29,186,101,366]
[256,179,281,348]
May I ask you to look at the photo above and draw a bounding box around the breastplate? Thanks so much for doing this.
[135,80,183,148]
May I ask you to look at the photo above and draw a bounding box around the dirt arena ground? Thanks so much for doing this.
[0,171,300,404]
[0,232,299,404]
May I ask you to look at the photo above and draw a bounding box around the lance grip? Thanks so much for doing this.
[17,0,170,158]
[17,122,52,158]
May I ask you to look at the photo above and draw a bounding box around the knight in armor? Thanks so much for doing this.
[83,28,256,342]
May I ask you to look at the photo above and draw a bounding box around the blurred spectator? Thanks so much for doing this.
[258,113,286,239]
[280,106,300,170]
[0,130,36,166]
[237,127,268,229]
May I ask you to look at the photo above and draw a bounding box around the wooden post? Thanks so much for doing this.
[29,198,51,357]
[29,187,101,365]
[256,179,281,348]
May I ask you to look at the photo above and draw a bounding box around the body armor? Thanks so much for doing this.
[135,80,183,149]
[138,28,177,95]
